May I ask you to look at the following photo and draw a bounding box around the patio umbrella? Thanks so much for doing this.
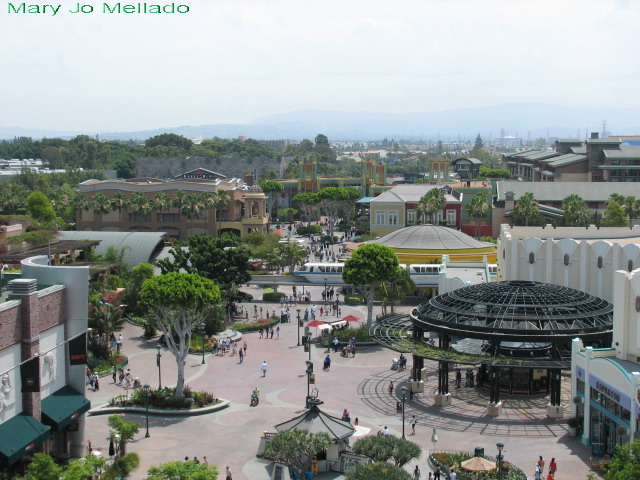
[307,320,326,337]
[460,457,497,472]
[342,315,360,322]
[273,229,286,235]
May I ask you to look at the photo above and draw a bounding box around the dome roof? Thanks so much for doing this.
[367,225,493,251]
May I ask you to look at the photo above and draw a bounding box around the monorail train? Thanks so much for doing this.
[293,262,443,286]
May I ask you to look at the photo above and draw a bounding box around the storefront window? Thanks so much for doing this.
[577,379,585,395]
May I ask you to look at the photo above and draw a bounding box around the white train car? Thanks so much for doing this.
[292,262,443,286]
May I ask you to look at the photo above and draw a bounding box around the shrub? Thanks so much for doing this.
[108,386,218,409]
[297,225,323,235]
[102,452,140,480]
[345,294,364,305]
[234,317,280,332]
[331,324,372,342]
[263,288,285,302]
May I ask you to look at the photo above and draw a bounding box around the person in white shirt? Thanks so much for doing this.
[261,361,268,377]
[448,471,457,480]
[382,426,390,435]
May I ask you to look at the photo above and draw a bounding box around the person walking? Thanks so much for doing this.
[238,348,244,364]
[413,465,421,480]
[243,341,247,356]
[92,373,100,391]
[118,334,124,352]
[548,458,557,476]
[276,326,280,339]
[449,470,457,480]
[410,415,417,435]
[388,381,394,395]
[225,465,232,480]
[537,456,545,474]
[261,361,268,377]
[533,465,541,480]
[112,367,117,384]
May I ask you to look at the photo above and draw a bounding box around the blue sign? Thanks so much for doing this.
[589,375,631,410]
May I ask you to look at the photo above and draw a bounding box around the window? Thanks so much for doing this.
[157,213,180,223]
[388,210,398,226]
[434,211,443,224]
[129,213,151,222]
[407,209,416,224]
[375,211,386,225]
[446,209,456,225]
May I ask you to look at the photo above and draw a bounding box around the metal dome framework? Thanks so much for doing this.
[413,280,613,343]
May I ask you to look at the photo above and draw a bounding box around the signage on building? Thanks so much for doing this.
[589,375,631,410]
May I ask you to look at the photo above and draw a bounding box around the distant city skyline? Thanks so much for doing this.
[2,0,639,132]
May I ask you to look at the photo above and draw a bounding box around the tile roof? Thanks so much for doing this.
[370,184,461,203]
[496,181,640,202]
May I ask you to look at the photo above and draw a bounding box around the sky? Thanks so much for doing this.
[1,0,639,132]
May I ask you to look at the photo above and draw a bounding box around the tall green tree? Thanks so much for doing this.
[601,200,628,227]
[108,414,140,456]
[343,244,401,327]
[352,434,421,467]
[318,187,359,235]
[512,192,541,226]
[277,240,308,273]
[260,180,284,218]
[92,302,125,340]
[417,188,445,224]
[375,268,415,315]
[140,273,221,397]
[156,235,251,290]
[25,191,56,223]
[147,460,219,480]
[292,192,319,226]
[609,194,640,227]
[562,194,591,227]
[465,193,490,237]
[603,438,640,480]
[263,430,331,478]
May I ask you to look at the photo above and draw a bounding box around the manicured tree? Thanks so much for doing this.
[601,200,628,227]
[278,207,298,233]
[352,435,421,467]
[108,414,140,456]
[293,192,319,226]
[417,188,445,224]
[562,194,591,227]
[512,192,541,226]
[20,453,62,480]
[603,438,640,480]
[147,460,219,480]
[140,273,221,397]
[263,430,331,478]
[465,193,490,237]
[25,191,56,223]
[343,244,401,328]
[260,180,284,219]
[345,462,412,480]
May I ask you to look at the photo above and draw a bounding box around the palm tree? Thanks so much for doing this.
[172,190,187,211]
[417,188,446,224]
[181,194,204,236]
[376,268,415,315]
[512,192,540,226]
[465,194,490,237]
[71,193,90,224]
[0,184,28,219]
[609,194,640,228]
[110,192,131,227]
[214,190,230,237]
[198,192,216,235]
[91,192,112,231]
[153,192,171,213]
[562,194,591,227]
[129,193,153,226]
[93,301,125,341]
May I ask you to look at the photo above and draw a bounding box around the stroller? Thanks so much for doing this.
[391,358,399,370]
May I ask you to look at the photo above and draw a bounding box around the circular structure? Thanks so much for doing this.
[361,225,497,263]
[415,280,613,344]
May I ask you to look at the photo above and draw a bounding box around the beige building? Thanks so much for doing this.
[76,174,268,240]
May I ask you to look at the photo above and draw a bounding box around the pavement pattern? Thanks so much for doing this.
[84,282,598,480]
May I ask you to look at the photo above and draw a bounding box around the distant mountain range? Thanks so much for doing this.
[3,103,640,142]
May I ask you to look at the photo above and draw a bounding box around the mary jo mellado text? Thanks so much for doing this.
[7,2,191,15]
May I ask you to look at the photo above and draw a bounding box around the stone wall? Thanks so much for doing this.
[136,156,282,180]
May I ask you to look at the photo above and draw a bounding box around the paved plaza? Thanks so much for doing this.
[85,283,598,479]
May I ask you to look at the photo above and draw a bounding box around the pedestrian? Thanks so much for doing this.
[270,327,274,339]
[433,469,441,480]
[261,360,268,377]
[455,369,462,388]
[354,417,359,426]
[413,465,421,480]
[410,415,417,435]
[548,458,557,476]
[428,473,433,480]
[537,456,545,474]
[86,367,92,384]
[259,327,263,339]
[243,341,247,355]
[118,334,123,352]
[93,373,100,391]
[382,426,390,435]
[225,466,232,480]
[193,457,200,464]
[389,381,394,395]
[118,368,124,385]
[323,354,331,370]
[239,348,244,364]
[534,465,541,480]
[203,456,208,464]
[112,366,117,383]
[276,326,280,339]
[449,470,457,480]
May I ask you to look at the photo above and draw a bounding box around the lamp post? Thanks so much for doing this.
[200,322,206,364]
[400,385,408,439]
[296,309,301,346]
[143,384,151,438]
[496,441,505,479]
[305,360,313,399]
[156,344,162,389]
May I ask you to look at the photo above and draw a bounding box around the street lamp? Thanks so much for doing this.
[305,360,313,399]
[296,309,301,346]
[143,384,151,438]
[156,344,162,389]
[496,441,505,479]
[400,385,408,439]
[200,322,206,364]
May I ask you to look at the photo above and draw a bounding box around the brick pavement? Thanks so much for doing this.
[84,283,597,480]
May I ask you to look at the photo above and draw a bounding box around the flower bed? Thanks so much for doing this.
[429,451,526,480]
[108,386,219,410]
[331,325,372,342]
[91,353,128,376]
[233,316,280,333]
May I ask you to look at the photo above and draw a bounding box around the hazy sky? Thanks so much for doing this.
[2,0,638,131]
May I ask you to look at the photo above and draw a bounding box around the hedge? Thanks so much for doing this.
[234,316,280,333]
[345,294,364,305]
[102,453,140,480]
[263,288,285,302]
[297,225,323,235]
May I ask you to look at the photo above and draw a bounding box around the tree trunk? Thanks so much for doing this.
[366,287,374,328]
[175,355,186,397]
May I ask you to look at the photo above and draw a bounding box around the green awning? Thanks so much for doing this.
[41,386,91,431]
[0,414,50,466]
[356,197,375,204]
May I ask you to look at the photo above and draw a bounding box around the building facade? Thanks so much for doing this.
[76,175,268,240]
[451,157,482,179]
[0,256,90,475]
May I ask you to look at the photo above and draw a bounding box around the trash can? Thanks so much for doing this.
[474,447,484,457]
[304,472,314,480]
